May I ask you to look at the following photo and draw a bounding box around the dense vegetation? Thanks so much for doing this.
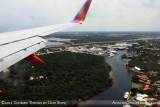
[128,48,160,71]
[146,39,160,48]
[128,40,160,97]
[71,35,138,43]
[47,32,138,43]
[0,52,112,102]
[128,59,160,71]
[128,39,160,71]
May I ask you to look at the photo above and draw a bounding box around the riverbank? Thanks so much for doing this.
[77,50,134,107]
[126,43,160,107]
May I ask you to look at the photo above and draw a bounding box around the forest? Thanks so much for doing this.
[0,51,112,104]
[71,35,138,43]
[47,32,138,43]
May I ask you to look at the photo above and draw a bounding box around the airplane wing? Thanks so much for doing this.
[0,0,92,71]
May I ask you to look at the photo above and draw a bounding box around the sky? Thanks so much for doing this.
[0,0,160,32]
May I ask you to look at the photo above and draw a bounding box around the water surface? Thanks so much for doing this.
[78,50,134,107]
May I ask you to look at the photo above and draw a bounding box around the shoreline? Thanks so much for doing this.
[75,50,133,107]
[75,58,114,107]
[76,82,113,107]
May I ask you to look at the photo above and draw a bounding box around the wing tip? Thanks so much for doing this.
[72,0,92,24]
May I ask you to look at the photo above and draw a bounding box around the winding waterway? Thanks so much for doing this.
[78,50,134,107]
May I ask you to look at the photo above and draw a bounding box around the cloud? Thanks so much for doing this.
[0,0,160,32]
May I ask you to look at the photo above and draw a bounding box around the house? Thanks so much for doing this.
[30,76,34,81]
[39,76,44,79]
[134,66,141,71]
[30,76,44,80]
[137,75,149,81]
[145,80,151,84]
[154,80,160,85]
[137,75,151,84]
[158,102,160,106]
[143,85,151,91]
[148,71,158,77]
[136,93,148,101]
[144,47,151,50]
[143,61,148,63]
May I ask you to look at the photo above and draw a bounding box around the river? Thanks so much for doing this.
[78,50,134,107]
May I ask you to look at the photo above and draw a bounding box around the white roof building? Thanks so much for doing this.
[134,66,141,71]
[136,93,148,101]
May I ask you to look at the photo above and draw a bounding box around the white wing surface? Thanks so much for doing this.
[0,0,92,71]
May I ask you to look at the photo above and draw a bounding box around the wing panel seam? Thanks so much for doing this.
[1,41,45,60]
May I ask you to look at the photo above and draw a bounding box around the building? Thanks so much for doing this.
[136,93,148,101]
[143,85,151,91]
[134,66,141,71]
[148,71,158,77]
[137,75,151,84]
[30,76,34,81]
[154,80,160,85]
[137,75,149,81]
[39,76,44,79]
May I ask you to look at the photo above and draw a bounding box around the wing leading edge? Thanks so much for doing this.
[0,0,92,71]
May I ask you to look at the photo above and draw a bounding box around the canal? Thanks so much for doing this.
[78,50,134,107]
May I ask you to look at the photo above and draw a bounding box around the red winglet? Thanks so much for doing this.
[0,90,2,95]
[72,0,92,24]
[24,54,44,65]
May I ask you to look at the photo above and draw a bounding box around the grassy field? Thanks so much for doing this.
[132,82,144,90]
